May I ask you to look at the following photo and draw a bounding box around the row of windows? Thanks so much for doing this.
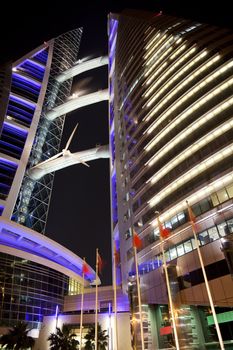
[125,181,233,261]
[0,255,68,281]
[131,109,233,215]
[0,312,43,324]
[130,216,233,276]
[128,61,233,186]
[132,126,233,210]
[0,272,67,286]
[0,291,63,305]
[0,253,68,327]
[139,157,233,228]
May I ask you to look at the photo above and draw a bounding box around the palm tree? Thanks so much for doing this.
[84,323,108,350]
[47,324,79,350]
[0,321,35,349]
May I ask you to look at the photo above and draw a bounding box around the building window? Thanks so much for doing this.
[217,189,229,204]
[169,247,177,260]
[211,193,219,207]
[227,219,233,234]
[226,183,233,198]
[198,231,210,245]
[177,244,185,257]
[184,240,192,253]
[217,222,227,237]
[208,227,219,241]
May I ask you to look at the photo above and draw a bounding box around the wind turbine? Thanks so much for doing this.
[33,123,90,169]
[27,123,109,181]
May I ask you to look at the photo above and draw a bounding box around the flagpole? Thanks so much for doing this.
[113,244,119,350]
[157,217,180,350]
[186,201,224,350]
[79,257,85,350]
[95,248,99,350]
[133,242,145,350]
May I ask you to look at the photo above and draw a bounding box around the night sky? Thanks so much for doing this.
[1,0,233,285]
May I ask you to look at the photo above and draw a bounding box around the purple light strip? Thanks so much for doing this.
[25,58,46,70]
[55,305,59,318]
[0,157,18,167]
[10,94,36,109]
[109,19,118,44]
[13,73,42,88]
[4,122,28,137]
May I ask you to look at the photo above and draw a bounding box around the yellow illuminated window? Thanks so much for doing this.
[210,193,219,207]
[217,188,229,203]
[226,183,233,198]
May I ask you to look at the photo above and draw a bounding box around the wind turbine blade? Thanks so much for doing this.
[73,155,90,167]
[65,123,79,150]
[33,152,63,168]
[80,160,90,167]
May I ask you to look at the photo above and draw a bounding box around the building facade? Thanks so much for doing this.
[37,286,131,350]
[0,218,97,333]
[109,10,233,349]
[0,29,99,334]
[0,28,82,233]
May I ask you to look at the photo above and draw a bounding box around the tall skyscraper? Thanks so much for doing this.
[0,29,82,232]
[109,10,233,349]
[0,29,100,333]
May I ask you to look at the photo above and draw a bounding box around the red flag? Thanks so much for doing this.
[97,252,103,274]
[82,261,90,275]
[114,243,120,265]
[157,217,170,239]
[186,201,196,223]
[133,230,142,249]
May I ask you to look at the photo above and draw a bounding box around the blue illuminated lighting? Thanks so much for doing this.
[55,304,59,318]
[129,259,162,277]
[111,172,118,224]
[0,140,22,152]
[0,123,28,159]
[4,122,28,137]
[0,157,18,168]
[0,221,97,283]
[25,59,45,71]
[0,158,17,199]
[32,47,49,65]
[8,104,35,117]
[10,94,36,109]
[17,58,46,81]
[109,20,118,68]
[0,206,4,216]
[13,73,42,88]
[109,19,118,46]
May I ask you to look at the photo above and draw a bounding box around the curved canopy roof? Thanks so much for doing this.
[0,218,100,286]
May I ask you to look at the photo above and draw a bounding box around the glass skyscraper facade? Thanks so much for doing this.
[0,29,97,332]
[9,29,82,233]
[0,253,68,329]
[109,10,233,349]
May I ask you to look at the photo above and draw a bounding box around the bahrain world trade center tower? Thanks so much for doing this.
[0,29,107,332]
[109,9,233,349]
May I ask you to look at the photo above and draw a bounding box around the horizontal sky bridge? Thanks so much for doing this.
[45,89,109,121]
[55,56,108,83]
[27,145,109,180]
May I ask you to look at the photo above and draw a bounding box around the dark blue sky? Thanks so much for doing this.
[1,0,233,285]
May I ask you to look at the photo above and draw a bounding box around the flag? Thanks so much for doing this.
[133,230,142,249]
[114,243,120,265]
[82,261,90,275]
[157,217,170,239]
[97,252,103,274]
[186,201,196,224]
